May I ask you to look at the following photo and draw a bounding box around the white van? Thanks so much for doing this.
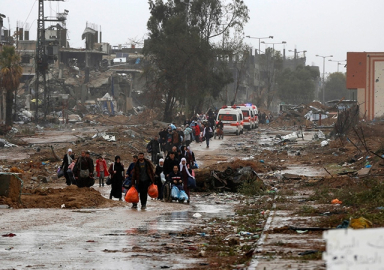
[234,105,253,130]
[216,106,243,135]
[251,104,259,128]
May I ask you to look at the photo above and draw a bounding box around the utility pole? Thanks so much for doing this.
[34,0,64,123]
[316,54,333,104]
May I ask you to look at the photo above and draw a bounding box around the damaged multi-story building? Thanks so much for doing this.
[0,7,146,124]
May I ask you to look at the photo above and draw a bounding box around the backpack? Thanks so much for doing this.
[146,142,152,153]
[173,130,179,144]
[167,133,173,143]
[208,127,213,138]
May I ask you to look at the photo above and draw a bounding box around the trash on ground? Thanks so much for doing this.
[331,199,342,204]
[349,217,372,229]
[0,139,17,148]
[92,132,116,142]
[2,233,16,237]
[321,140,329,147]
[281,132,299,142]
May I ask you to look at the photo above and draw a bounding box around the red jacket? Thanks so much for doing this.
[96,159,109,177]
[194,125,200,136]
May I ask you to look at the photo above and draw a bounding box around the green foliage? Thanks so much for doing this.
[144,0,249,121]
[324,72,356,101]
[238,179,265,196]
[0,45,22,127]
[276,65,318,105]
[310,178,384,226]
[258,49,284,108]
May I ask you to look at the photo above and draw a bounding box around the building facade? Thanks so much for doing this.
[346,52,384,120]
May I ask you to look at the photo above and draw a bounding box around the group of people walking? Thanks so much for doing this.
[60,143,198,209]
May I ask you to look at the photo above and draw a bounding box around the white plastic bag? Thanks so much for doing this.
[160,172,166,184]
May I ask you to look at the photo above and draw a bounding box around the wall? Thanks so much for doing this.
[374,61,384,118]
[347,52,384,120]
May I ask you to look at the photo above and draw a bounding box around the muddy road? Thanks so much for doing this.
[0,130,247,269]
[2,122,381,269]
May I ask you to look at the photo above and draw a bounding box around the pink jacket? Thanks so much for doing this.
[96,159,109,177]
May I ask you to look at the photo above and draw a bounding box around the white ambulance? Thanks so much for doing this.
[216,106,244,135]
[234,104,254,130]
[251,104,259,128]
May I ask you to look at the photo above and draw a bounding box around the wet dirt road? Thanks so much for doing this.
[0,194,236,269]
[1,127,327,269]
[0,133,238,270]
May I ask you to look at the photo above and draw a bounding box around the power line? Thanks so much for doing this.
[23,0,37,30]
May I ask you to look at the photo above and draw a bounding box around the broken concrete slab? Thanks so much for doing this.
[357,167,371,177]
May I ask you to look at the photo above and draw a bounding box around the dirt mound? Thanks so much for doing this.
[311,175,358,189]
[1,186,123,209]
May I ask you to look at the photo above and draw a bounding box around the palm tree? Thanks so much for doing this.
[0,45,22,127]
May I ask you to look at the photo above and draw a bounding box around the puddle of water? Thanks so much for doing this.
[280,165,325,177]
[0,195,235,269]
[130,198,235,234]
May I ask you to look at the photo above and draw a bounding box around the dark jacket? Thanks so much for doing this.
[131,158,154,186]
[148,139,160,154]
[74,156,94,178]
[186,151,195,167]
[159,129,168,143]
[126,162,135,181]
[168,171,183,186]
[163,157,179,176]
[108,162,125,199]
[155,165,164,177]
[61,154,74,169]
[155,165,164,185]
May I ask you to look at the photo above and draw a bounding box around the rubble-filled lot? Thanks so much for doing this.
[1,110,384,268]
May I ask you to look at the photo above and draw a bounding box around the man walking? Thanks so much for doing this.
[163,151,179,178]
[131,152,155,209]
[147,135,160,164]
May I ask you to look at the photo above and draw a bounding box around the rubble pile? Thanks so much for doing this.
[195,160,270,192]
[267,101,338,128]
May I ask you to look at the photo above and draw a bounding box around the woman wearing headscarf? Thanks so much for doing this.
[61,148,74,186]
[155,158,165,200]
[179,157,194,204]
[108,155,125,201]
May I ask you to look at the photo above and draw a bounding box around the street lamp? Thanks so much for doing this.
[316,54,333,103]
[328,59,346,72]
[246,35,273,98]
[261,41,287,54]
[288,50,307,58]
[245,35,273,55]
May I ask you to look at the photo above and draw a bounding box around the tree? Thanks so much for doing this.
[0,46,22,127]
[144,0,249,121]
[324,72,356,101]
[258,48,283,109]
[276,65,319,105]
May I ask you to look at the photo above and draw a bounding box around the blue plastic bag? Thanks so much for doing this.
[123,178,131,189]
[171,186,180,200]
[178,190,189,201]
[187,176,196,189]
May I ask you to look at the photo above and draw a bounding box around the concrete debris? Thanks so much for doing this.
[210,166,263,192]
[281,132,299,142]
[68,114,82,123]
[312,130,326,140]
[0,139,17,148]
[92,132,116,142]
[321,140,329,147]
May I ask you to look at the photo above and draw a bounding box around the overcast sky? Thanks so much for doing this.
[2,0,384,74]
